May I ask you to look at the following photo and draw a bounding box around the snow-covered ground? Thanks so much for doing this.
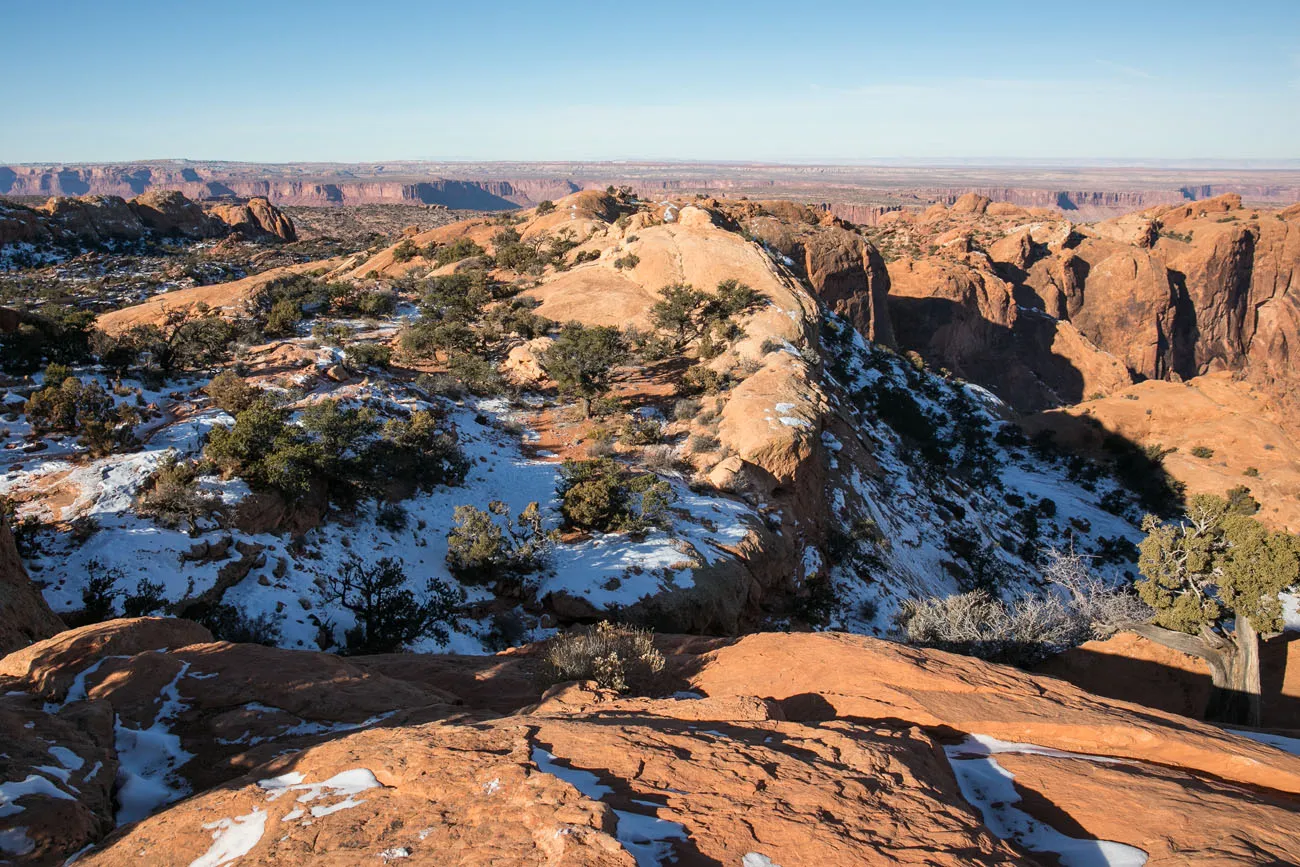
[816,319,1146,635]
[3,368,761,654]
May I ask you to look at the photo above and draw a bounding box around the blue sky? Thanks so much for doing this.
[2,0,1297,163]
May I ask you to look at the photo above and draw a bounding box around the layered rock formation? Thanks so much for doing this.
[0,191,296,249]
[0,165,582,210]
[863,193,1300,420]
[3,619,1299,865]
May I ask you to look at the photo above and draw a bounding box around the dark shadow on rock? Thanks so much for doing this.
[887,294,1085,412]
[1037,632,1300,730]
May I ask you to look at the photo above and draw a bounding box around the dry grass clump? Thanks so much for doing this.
[540,621,665,693]
[898,549,1151,666]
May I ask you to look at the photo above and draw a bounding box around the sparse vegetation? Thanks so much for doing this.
[205,397,468,503]
[25,373,139,456]
[557,458,675,534]
[900,550,1150,666]
[539,322,628,416]
[316,554,464,654]
[135,454,221,532]
[445,501,553,595]
[540,621,665,693]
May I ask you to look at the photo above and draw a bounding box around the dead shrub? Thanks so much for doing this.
[540,621,665,693]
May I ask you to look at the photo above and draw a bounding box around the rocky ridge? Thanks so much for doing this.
[0,191,297,253]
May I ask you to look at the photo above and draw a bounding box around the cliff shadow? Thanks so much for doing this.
[411,181,520,211]
[885,294,1087,412]
[1037,631,1300,730]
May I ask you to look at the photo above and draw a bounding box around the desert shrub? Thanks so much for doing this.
[678,365,724,396]
[115,306,244,378]
[316,554,464,654]
[0,308,94,375]
[0,498,44,559]
[557,458,674,534]
[1191,445,1215,459]
[1103,436,1185,516]
[494,233,541,272]
[613,252,640,270]
[640,444,681,472]
[375,502,408,531]
[185,601,283,646]
[136,454,221,531]
[253,273,351,337]
[370,410,471,492]
[648,280,763,351]
[400,319,478,358]
[688,432,721,453]
[1244,466,1260,478]
[205,370,259,415]
[1224,485,1261,516]
[206,398,467,503]
[672,398,701,421]
[445,501,552,595]
[446,352,505,395]
[415,372,465,399]
[205,397,320,496]
[900,550,1149,666]
[944,529,1015,593]
[75,560,126,625]
[649,283,709,347]
[313,322,352,347]
[25,375,139,456]
[539,322,628,415]
[540,621,665,693]
[535,200,557,215]
[899,590,1079,666]
[573,249,600,265]
[345,342,392,369]
[619,417,663,445]
[122,578,168,618]
[264,298,304,337]
[433,238,486,267]
[392,238,420,263]
[350,288,399,317]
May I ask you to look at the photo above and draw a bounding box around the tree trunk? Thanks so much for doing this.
[1231,615,1263,728]
[1129,622,1261,726]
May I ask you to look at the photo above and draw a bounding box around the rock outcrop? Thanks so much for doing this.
[876,193,1300,415]
[3,620,1299,865]
[1023,371,1300,531]
[0,191,296,250]
[735,202,895,345]
[0,514,63,656]
[204,196,297,241]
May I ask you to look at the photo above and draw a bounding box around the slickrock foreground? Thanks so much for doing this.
[2,618,1298,865]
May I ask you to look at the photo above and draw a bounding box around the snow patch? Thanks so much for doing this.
[190,808,267,867]
[114,661,195,825]
[944,736,1147,867]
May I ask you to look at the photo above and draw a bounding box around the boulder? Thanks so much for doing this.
[204,196,296,241]
[128,189,224,238]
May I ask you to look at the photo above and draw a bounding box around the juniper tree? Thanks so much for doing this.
[1133,494,1300,726]
[539,322,627,416]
